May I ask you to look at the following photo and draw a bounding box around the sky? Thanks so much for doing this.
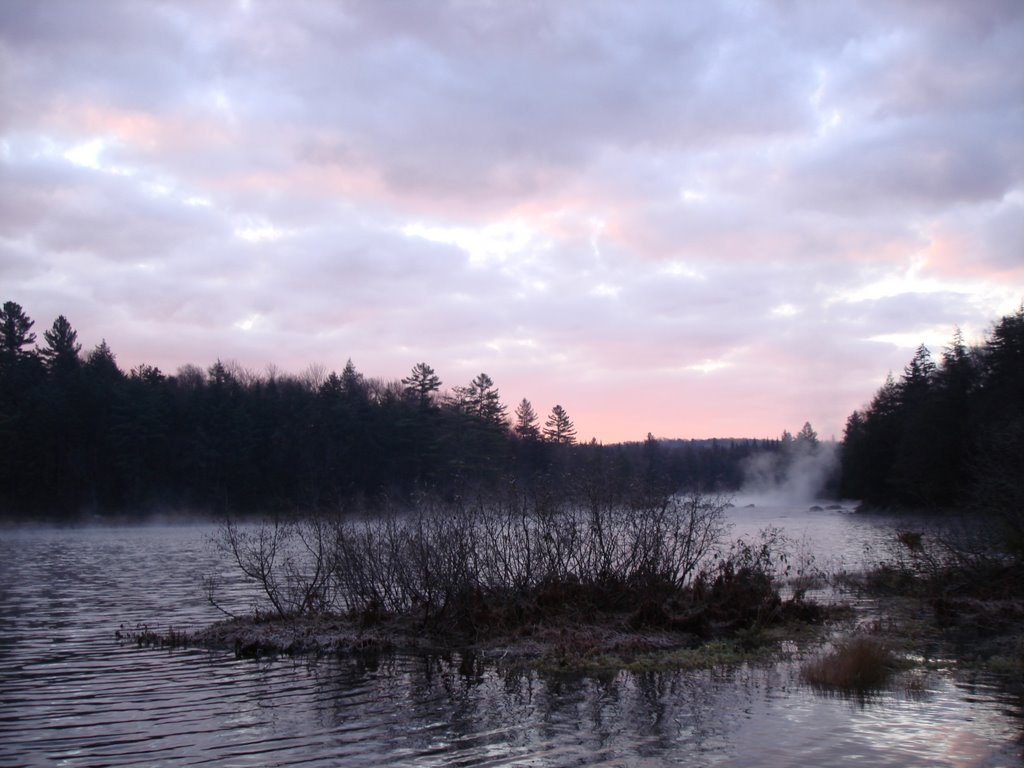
[2,0,1022,443]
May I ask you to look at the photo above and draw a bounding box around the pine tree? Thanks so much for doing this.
[513,398,540,440]
[795,421,819,449]
[981,305,1024,403]
[41,315,82,375]
[340,358,366,400]
[454,373,507,427]
[402,362,441,408]
[0,301,37,366]
[899,344,936,406]
[543,404,577,444]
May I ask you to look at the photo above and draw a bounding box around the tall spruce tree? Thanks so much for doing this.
[41,315,82,376]
[513,398,541,440]
[402,362,441,408]
[0,301,37,368]
[543,404,577,444]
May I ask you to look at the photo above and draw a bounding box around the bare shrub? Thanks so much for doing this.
[871,518,1023,599]
[211,513,341,618]
[695,528,794,629]
[212,488,735,630]
[474,493,541,594]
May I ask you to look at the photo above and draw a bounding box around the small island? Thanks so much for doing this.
[167,491,834,673]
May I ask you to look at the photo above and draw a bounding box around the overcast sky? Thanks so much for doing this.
[2,1,1022,442]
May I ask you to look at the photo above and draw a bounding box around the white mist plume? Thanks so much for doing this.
[738,442,839,506]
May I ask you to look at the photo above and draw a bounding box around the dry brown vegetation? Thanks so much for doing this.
[836,523,1024,690]
[801,635,898,693]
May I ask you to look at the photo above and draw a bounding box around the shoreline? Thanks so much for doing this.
[121,573,1023,689]
[123,597,839,673]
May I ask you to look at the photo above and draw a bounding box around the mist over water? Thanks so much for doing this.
[737,442,841,508]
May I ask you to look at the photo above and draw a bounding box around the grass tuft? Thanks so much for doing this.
[801,635,898,693]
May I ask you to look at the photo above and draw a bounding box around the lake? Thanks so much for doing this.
[1,505,1020,766]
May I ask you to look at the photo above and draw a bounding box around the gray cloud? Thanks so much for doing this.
[2,0,1022,441]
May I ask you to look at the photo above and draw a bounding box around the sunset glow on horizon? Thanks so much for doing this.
[2,1,1022,443]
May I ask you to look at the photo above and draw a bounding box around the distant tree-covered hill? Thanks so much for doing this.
[0,300,822,518]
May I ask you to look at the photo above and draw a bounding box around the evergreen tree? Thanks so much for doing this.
[397,363,443,489]
[839,411,868,498]
[980,305,1024,411]
[838,312,1024,509]
[779,429,794,452]
[130,363,164,384]
[640,432,670,495]
[340,358,366,400]
[941,327,972,379]
[83,340,122,380]
[855,373,902,502]
[0,301,36,362]
[973,306,1024,530]
[982,305,1024,381]
[933,326,977,493]
[899,344,936,405]
[795,421,819,449]
[0,302,44,409]
[402,362,441,408]
[319,371,344,398]
[41,315,82,375]
[0,301,41,390]
[455,373,507,427]
[543,404,577,444]
[207,358,234,388]
[513,398,540,440]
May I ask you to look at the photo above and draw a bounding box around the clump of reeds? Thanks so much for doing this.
[116,623,192,649]
[800,635,897,693]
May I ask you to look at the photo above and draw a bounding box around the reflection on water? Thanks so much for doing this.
[0,512,1020,767]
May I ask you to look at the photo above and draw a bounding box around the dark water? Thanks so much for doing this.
[0,508,1021,767]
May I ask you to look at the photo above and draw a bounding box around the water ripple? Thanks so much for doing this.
[0,521,1021,767]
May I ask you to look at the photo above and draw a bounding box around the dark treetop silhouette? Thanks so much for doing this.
[0,300,833,518]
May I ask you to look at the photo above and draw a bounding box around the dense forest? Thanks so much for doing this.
[0,301,821,518]
[840,306,1024,518]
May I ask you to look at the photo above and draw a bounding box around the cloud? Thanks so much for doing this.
[2,0,1022,442]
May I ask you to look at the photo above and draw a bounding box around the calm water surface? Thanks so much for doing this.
[0,507,1021,767]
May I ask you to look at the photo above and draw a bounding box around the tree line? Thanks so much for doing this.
[0,301,806,518]
[840,305,1024,515]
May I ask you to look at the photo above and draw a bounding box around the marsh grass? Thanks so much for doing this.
[841,526,1024,689]
[801,635,899,693]
[116,623,192,650]
[539,638,752,675]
